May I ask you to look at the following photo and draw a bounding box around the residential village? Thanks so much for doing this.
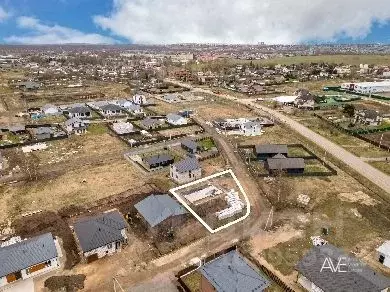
[0,46,389,292]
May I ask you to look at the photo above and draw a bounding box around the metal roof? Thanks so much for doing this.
[134,194,187,228]
[73,211,127,253]
[173,157,200,173]
[0,233,57,278]
[166,113,184,122]
[255,144,288,154]
[199,250,270,292]
[68,106,90,114]
[266,157,305,170]
[144,154,174,166]
[296,244,390,292]
[100,104,123,112]
[181,139,199,150]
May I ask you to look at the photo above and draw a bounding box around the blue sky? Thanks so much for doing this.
[0,0,390,44]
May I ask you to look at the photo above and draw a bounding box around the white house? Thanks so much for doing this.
[341,81,390,94]
[166,113,188,126]
[377,241,390,268]
[170,157,201,184]
[240,121,262,136]
[73,210,128,263]
[133,94,147,105]
[0,233,60,288]
[64,117,88,135]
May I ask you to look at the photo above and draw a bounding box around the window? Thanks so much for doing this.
[107,243,112,249]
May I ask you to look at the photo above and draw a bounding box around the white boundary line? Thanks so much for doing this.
[169,169,251,233]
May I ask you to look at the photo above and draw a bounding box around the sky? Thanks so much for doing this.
[0,0,390,45]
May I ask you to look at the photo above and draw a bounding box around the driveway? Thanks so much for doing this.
[0,279,34,292]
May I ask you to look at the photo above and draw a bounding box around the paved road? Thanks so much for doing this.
[167,79,390,195]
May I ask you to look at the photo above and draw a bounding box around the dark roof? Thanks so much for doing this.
[0,233,58,278]
[266,157,305,170]
[144,154,174,166]
[181,139,199,150]
[296,244,390,292]
[134,194,187,227]
[140,118,163,128]
[100,104,123,112]
[359,109,382,119]
[68,106,90,114]
[199,250,270,292]
[73,211,127,253]
[32,127,54,135]
[173,157,200,173]
[255,144,288,155]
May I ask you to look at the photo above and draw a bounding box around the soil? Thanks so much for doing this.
[44,274,86,292]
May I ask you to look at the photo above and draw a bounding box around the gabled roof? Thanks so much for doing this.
[377,241,390,256]
[173,157,200,173]
[255,144,288,155]
[68,106,90,114]
[32,127,54,135]
[64,117,85,127]
[134,194,187,227]
[140,118,164,128]
[296,244,390,292]
[166,113,184,122]
[199,250,270,292]
[144,154,174,166]
[73,211,127,252]
[181,139,199,150]
[0,233,58,278]
[100,104,123,112]
[266,157,305,170]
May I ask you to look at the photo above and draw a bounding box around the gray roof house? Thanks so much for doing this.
[296,244,390,292]
[31,126,54,140]
[170,157,202,184]
[0,233,59,287]
[199,250,270,292]
[265,154,305,174]
[181,139,200,154]
[67,106,91,118]
[134,194,187,228]
[166,113,187,125]
[140,118,165,130]
[99,104,124,116]
[255,144,288,156]
[73,211,128,261]
[143,154,174,169]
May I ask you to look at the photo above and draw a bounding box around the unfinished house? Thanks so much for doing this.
[112,122,134,135]
[134,194,187,233]
[240,121,262,136]
[67,106,91,119]
[354,109,383,126]
[166,113,188,126]
[296,244,390,292]
[170,157,202,184]
[143,154,174,170]
[72,211,128,263]
[198,250,270,292]
[0,233,60,288]
[64,118,88,135]
[254,144,288,160]
[265,154,305,175]
[30,126,54,140]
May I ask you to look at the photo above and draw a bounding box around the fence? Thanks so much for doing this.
[324,86,390,101]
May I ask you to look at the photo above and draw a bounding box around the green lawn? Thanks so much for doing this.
[181,271,201,292]
[87,123,108,135]
[199,137,216,150]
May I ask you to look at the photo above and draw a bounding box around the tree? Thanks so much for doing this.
[343,104,355,117]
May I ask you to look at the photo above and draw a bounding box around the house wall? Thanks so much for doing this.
[0,257,59,288]
[378,252,390,268]
[170,167,201,184]
[297,274,324,292]
[200,275,216,292]
[84,241,121,260]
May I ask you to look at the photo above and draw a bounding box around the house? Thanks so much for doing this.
[30,126,54,140]
[166,113,188,126]
[42,104,60,116]
[113,99,133,109]
[99,104,124,116]
[127,103,143,115]
[133,94,147,105]
[170,157,201,184]
[15,81,40,91]
[240,121,262,136]
[67,106,91,119]
[0,233,59,288]
[72,211,128,263]
[254,144,288,160]
[296,244,390,292]
[8,124,26,134]
[377,241,390,268]
[198,250,270,292]
[181,139,200,154]
[134,194,187,231]
[294,89,317,110]
[64,118,88,135]
[112,122,134,135]
[163,94,181,103]
[355,109,383,126]
[143,154,174,170]
[265,154,305,174]
[140,118,165,130]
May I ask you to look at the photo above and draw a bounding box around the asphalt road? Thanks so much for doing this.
[166,79,390,195]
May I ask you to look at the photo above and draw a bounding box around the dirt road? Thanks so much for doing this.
[167,79,390,195]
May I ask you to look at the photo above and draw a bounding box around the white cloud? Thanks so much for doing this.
[94,0,390,44]
[5,16,118,44]
[0,6,10,22]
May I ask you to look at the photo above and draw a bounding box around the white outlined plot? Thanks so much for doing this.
[169,169,251,233]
